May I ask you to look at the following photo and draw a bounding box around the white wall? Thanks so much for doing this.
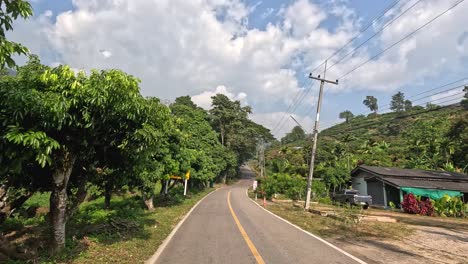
[352,177,367,195]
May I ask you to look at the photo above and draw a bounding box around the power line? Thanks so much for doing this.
[321,94,465,135]
[271,1,404,135]
[274,83,318,135]
[337,0,465,80]
[322,98,464,137]
[308,0,402,75]
[327,0,423,71]
[318,78,468,128]
[322,90,465,131]
[378,77,468,109]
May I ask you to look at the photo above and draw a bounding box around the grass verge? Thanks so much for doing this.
[248,190,413,240]
[2,187,213,263]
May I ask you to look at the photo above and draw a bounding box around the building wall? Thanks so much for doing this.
[352,177,367,195]
[367,180,384,205]
[386,185,401,207]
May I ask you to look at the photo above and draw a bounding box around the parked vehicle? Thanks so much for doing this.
[332,189,372,209]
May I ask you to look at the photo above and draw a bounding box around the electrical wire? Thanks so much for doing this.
[337,0,465,80]
[327,0,423,71]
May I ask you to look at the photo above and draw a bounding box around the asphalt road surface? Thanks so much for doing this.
[153,166,365,264]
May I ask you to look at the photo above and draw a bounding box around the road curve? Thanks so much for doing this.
[153,166,365,264]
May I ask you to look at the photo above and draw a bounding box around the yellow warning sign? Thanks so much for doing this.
[169,170,190,180]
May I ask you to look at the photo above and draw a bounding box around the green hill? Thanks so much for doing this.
[265,104,467,192]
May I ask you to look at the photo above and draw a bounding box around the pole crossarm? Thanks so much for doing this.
[308,73,339,85]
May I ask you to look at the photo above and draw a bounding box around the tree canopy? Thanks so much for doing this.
[0,0,33,68]
[0,58,272,253]
[281,126,306,145]
[339,110,354,123]
[390,92,405,112]
[363,96,378,113]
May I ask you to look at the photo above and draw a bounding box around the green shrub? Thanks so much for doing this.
[432,195,465,217]
[318,196,332,204]
[257,173,306,200]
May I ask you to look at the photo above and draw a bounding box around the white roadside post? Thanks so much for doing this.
[253,180,258,200]
[183,171,190,196]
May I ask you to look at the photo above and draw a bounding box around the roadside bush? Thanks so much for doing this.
[432,195,465,217]
[257,173,306,200]
[318,196,332,205]
[419,199,434,216]
[402,193,420,214]
[401,193,435,216]
[312,180,328,198]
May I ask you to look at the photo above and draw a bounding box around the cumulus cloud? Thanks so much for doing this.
[7,0,468,138]
[191,85,248,110]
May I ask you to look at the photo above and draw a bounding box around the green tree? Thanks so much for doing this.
[171,96,233,187]
[390,92,405,112]
[426,103,439,110]
[404,100,413,111]
[281,125,306,144]
[0,58,153,252]
[461,86,468,110]
[0,0,33,68]
[447,112,468,172]
[210,94,273,179]
[339,110,354,123]
[363,96,378,113]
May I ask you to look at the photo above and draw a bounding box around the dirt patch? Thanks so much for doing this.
[331,224,468,264]
[254,195,468,264]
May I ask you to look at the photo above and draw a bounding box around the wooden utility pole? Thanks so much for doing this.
[304,60,338,210]
[259,139,265,177]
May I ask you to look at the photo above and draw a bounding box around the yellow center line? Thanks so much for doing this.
[227,190,266,264]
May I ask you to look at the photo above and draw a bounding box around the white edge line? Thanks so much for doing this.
[245,189,368,264]
[145,188,219,264]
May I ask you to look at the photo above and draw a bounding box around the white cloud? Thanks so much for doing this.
[43,10,53,17]
[191,85,248,110]
[430,88,465,105]
[261,8,274,19]
[7,0,468,138]
[99,49,112,58]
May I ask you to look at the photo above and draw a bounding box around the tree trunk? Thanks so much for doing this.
[104,186,111,209]
[222,173,227,184]
[159,180,166,196]
[220,125,225,146]
[50,150,76,254]
[143,192,154,211]
[66,174,88,222]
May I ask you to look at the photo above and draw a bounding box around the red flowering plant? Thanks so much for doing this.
[401,193,434,216]
[402,193,421,214]
[419,198,434,216]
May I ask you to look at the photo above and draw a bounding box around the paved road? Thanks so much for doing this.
[154,166,364,264]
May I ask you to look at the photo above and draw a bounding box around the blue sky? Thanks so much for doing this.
[11,0,468,138]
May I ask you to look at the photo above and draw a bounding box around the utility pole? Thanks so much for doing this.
[259,138,265,177]
[304,60,338,210]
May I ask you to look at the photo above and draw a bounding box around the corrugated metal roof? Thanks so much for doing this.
[352,165,468,181]
[383,177,468,192]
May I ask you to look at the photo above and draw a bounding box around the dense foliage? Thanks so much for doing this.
[0,0,33,68]
[262,93,467,201]
[0,58,272,253]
